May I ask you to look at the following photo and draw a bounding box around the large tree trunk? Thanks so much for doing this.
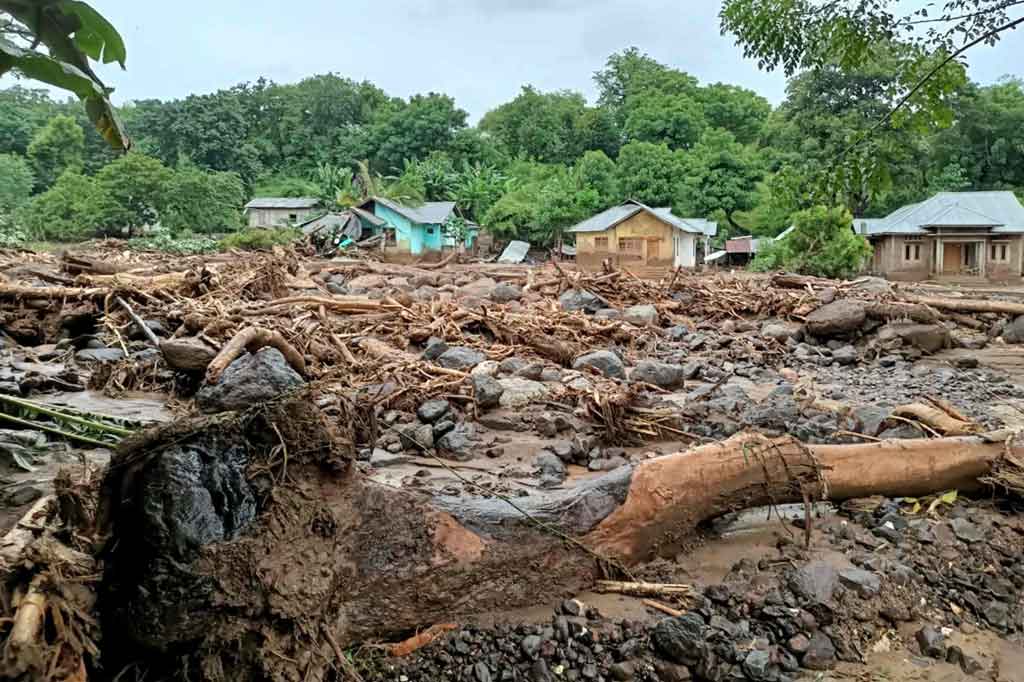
[92,397,1023,680]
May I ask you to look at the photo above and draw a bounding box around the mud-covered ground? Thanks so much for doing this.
[5,250,1024,681]
[361,497,1024,681]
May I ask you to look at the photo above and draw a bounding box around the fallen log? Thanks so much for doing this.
[864,301,940,324]
[204,327,307,383]
[906,294,1024,317]
[0,284,108,300]
[891,403,980,436]
[92,396,1024,680]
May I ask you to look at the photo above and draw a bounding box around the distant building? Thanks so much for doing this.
[243,197,323,227]
[568,200,717,270]
[857,191,1024,282]
[355,197,478,255]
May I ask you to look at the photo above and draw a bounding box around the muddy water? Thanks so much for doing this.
[32,390,173,423]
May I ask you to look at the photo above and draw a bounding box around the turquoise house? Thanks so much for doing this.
[355,197,478,255]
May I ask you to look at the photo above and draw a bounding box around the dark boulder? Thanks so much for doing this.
[196,348,305,413]
[805,300,866,337]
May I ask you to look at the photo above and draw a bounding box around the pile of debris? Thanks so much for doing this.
[2,246,1024,680]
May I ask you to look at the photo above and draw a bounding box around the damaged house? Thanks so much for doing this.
[243,197,323,227]
[354,197,479,256]
[568,200,717,271]
[859,191,1024,282]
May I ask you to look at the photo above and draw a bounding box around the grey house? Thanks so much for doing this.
[243,197,323,227]
[857,191,1024,282]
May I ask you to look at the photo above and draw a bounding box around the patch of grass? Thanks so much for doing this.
[220,228,301,251]
[128,228,221,255]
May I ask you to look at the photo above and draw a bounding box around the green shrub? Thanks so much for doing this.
[220,228,300,251]
[127,228,220,255]
[750,206,872,279]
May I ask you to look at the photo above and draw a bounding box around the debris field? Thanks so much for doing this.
[1,244,1024,681]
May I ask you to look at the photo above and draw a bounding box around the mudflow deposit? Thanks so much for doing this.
[1,243,1024,681]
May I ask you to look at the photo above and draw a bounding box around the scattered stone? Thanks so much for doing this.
[801,631,837,671]
[436,423,474,460]
[497,377,549,408]
[498,357,529,375]
[346,274,387,289]
[160,337,217,371]
[515,362,545,381]
[832,345,858,365]
[458,277,498,299]
[416,399,450,423]
[630,360,685,388]
[950,518,985,544]
[397,423,435,451]
[471,360,500,377]
[559,289,609,314]
[422,337,449,361]
[539,368,562,382]
[196,348,304,413]
[667,325,689,341]
[573,350,626,379]
[761,321,804,342]
[805,300,867,337]
[432,419,455,439]
[915,625,946,659]
[742,649,771,680]
[472,375,504,409]
[787,633,810,655]
[877,323,951,353]
[853,405,890,437]
[534,452,567,482]
[622,304,658,327]
[562,599,586,616]
[490,282,523,303]
[75,348,125,363]
[789,561,838,604]
[437,346,486,370]
[651,614,706,666]
[838,568,881,598]
[1002,314,1024,344]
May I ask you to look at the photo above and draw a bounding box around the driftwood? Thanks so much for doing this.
[94,395,1024,682]
[906,295,1024,317]
[892,403,980,436]
[864,302,940,324]
[0,496,55,568]
[205,327,307,384]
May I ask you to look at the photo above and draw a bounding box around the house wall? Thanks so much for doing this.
[575,212,679,270]
[985,235,1023,281]
[374,204,419,254]
[872,235,932,281]
[246,207,318,227]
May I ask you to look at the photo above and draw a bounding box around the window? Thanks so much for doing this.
[288,213,298,222]
[904,242,921,261]
[991,243,1009,262]
[618,238,643,253]
[594,237,608,250]
[426,227,435,235]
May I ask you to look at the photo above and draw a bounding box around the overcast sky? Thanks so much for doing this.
[7,1,1024,119]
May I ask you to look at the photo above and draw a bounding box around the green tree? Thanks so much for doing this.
[27,114,84,189]
[0,152,33,212]
[751,206,872,279]
[0,86,55,156]
[697,83,771,144]
[677,128,764,230]
[20,169,98,240]
[479,86,596,165]
[447,163,510,223]
[88,153,173,236]
[575,150,619,206]
[623,91,706,149]
[163,165,245,234]
[370,93,468,172]
[615,141,685,206]
[252,174,322,198]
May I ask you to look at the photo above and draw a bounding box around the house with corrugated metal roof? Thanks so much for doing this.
[355,197,478,255]
[856,192,1024,282]
[567,200,717,271]
[243,197,323,227]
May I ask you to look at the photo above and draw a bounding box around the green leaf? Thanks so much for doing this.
[939,490,958,505]
[0,36,128,150]
[59,0,127,67]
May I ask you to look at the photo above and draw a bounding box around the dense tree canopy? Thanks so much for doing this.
[0,39,1023,250]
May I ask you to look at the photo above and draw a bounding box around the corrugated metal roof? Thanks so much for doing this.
[568,201,714,235]
[863,192,1024,235]
[244,197,322,210]
[498,240,530,263]
[370,197,456,224]
[350,206,386,226]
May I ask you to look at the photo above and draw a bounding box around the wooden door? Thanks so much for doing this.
[943,242,961,274]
